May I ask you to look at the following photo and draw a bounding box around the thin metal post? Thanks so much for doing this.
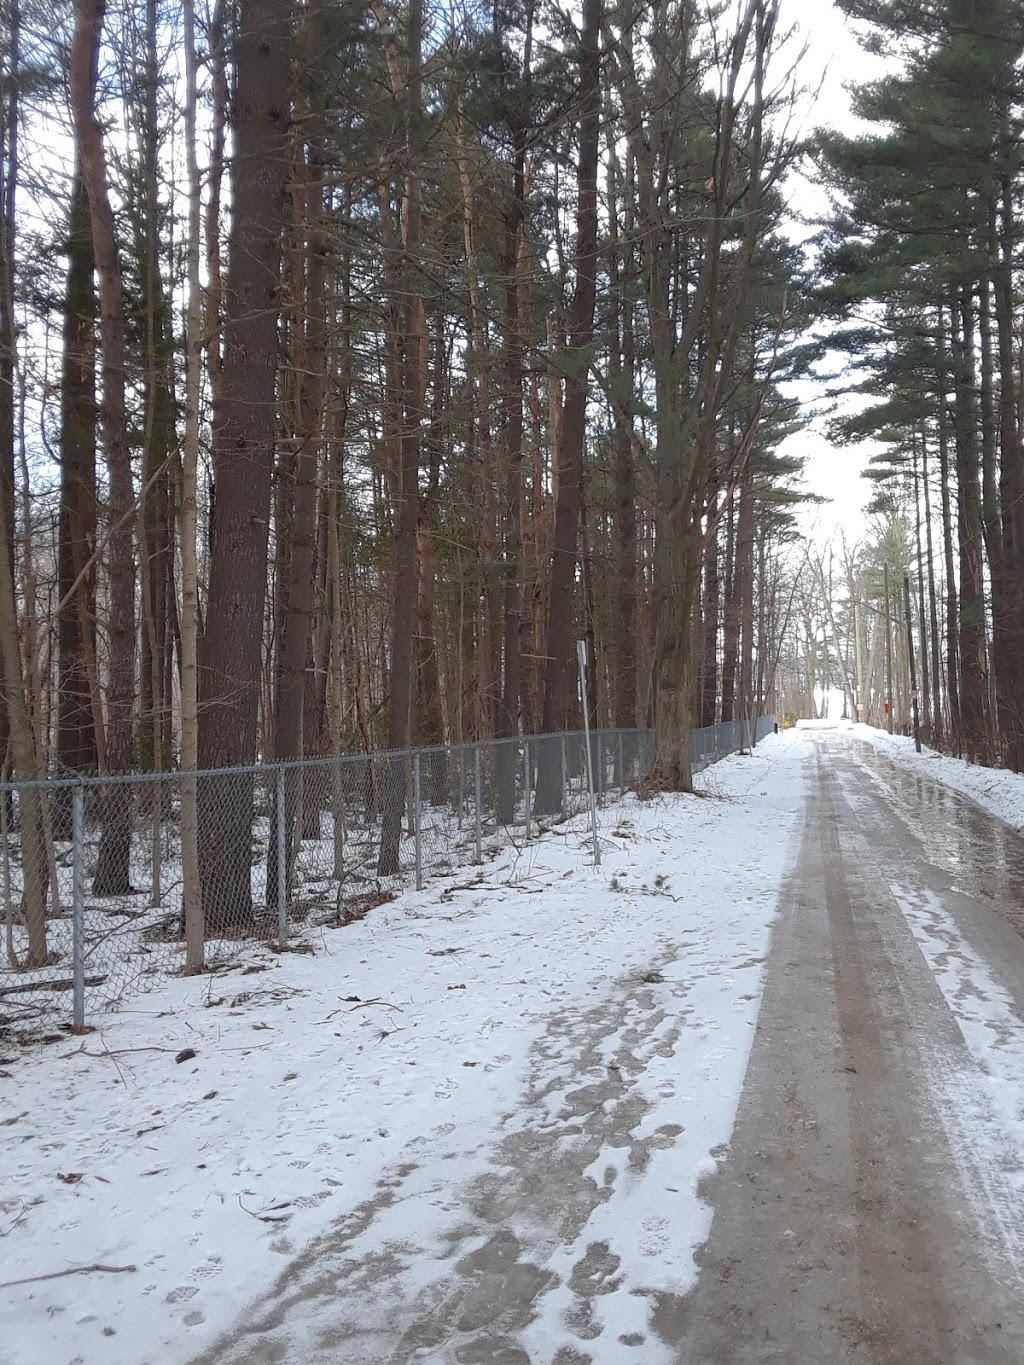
[523,741,531,841]
[577,641,601,866]
[72,786,85,1031]
[414,753,423,890]
[560,733,567,809]
[473,744,482,865]
[276,768,288,947]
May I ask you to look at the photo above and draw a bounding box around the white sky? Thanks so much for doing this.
[775,0,890,551]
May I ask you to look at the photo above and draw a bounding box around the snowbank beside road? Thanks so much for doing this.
[2,734,808,1365]
[853,724,1024,834]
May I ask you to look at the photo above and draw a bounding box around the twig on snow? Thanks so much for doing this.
[0,1262,137,1290]
[0,1203,29,1237]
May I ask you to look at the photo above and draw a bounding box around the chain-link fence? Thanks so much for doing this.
[0,716,774,1042]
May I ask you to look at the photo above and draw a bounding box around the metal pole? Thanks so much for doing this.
[904,571,922,753]
[473,744,482,864]
[523,741,531,841]
[560,732,567,810]
[576,640,601,866]
[72,785,85,1031]
[276,768,288,947]
[413,753,423,890]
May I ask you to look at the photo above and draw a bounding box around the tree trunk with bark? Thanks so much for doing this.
[0,0,16,789]
[57,162,98,781]
[197,0,292,930]
[268,32,327,910]
[534,0,600,814]
[950,287,988,763]
[379,0,426,875]
[71,0,137,896]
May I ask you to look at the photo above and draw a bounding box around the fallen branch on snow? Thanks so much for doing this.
[1,1263,137,1290]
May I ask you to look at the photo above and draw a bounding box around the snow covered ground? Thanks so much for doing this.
[853,723,1024,833]
[1,734,808,1365]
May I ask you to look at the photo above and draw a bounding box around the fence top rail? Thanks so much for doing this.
[0,727,666,795]
[0,719,772,795]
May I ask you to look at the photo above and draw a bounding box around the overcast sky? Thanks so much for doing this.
[774,0,891,551]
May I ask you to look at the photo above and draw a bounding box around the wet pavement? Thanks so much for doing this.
[676,734,1024,1363]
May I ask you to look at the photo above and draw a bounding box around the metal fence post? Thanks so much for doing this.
[473,744,483,864]
[577,643,601,867]
[523,740,531,841]
[276,768,288,947]
[72,785,86,1031]
[414,752,423,891]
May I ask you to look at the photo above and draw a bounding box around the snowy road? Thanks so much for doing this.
[8,731,1024,1364]
[677,734,1024,1363]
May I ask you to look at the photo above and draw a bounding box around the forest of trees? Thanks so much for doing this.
[5,0,1021,962]
[1,0,817,957]
[818,0,1024,768]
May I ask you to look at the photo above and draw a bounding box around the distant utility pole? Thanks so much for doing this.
[903,571,922,753]
[883,564,894,735]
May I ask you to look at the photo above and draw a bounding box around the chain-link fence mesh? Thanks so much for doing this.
[0,717,774,1042]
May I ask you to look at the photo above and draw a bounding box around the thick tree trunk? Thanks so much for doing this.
[198,0,292,930]
[912,443,931,744]
[57,163,98,781]
[268,49,327,910]
[950,288,988,763]
[0,471,48,968]
[937,395,961,748]
[0,0,46,966]
[204,0,227,411]
[0,0,16,791]
[415,320,447,805]
[138,0,174,788]
[737,471,756,745]
[650,369,699,790]
[921,430,943,745]
[180,0,204,970]
[494,130,528,823]
[379,0,426,875]
[71,0,137,897]
[699,478,720,730]
[607,152,638,732]
[994,165,1024,771]
[720,485,738,723]
[978,276,1009,763]
[534,0,600,813]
